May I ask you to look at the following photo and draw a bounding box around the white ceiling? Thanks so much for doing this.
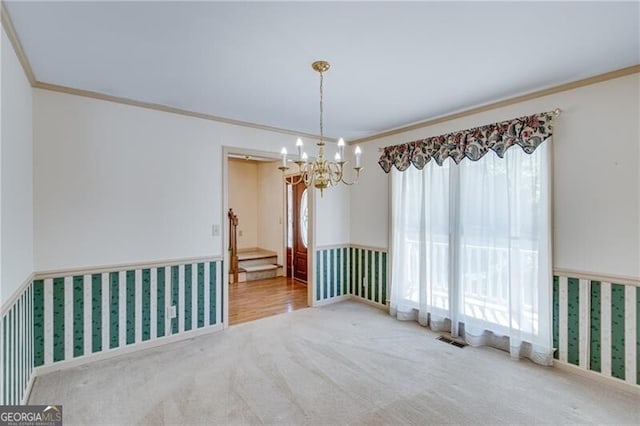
[6,1,639,140]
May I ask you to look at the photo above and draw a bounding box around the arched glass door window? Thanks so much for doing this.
[300,188,308,248]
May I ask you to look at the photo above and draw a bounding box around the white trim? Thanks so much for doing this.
[601,282,612,377]
[624,285,636,385]
[318,250,324,300]
[216,262,222,326]
[331,249,337,297]
[1,301,6,404]
[1,257,226,315]
[43,278,53,365]
[222,146,230,327]
[350,66,639,146]
[344,247,349,296]
[349,243,388,252]
[554,269,640,287]
[33,323,224,376]
[378,251,383,304]
[204,262,210,326]
[308,176,316,308]
[164,267,172,336]
[314,294,352,307]
[83,274,92,357]
[29,285,33,390]
[350,295,390,312]
[337,249,341,297]
[20,372,37,405]
[34,256,224,280]
[558,276,568,362]
[191,265,198,330]
[1,272,35,316]
[357,247,362,298]
[315,244,350,250]
[578,278,590,369]
[178,265,185,333]
[150,268,157,340]
[18,296,24,401]
[118,272,126,348]
[135,269,142,344]
[553,360,639,396]
[100,272,109,352]
[363,249,368,301]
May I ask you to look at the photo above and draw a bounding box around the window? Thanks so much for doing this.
[390,143,552,363]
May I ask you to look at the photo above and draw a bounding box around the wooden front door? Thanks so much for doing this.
[286,179,308,283]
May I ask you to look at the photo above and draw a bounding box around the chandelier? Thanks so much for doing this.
[279,60,362,196]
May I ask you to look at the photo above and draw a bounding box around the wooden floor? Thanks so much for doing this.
[228,276,308,325]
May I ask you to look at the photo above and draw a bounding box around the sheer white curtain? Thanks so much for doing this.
[390,143,553,365]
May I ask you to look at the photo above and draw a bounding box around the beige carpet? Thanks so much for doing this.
[29,301,639,425]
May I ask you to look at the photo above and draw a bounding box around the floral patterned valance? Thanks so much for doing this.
[378,111,554,173]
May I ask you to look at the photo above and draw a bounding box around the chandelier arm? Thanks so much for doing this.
[302,165,313,187]
[285,173,305,186]
[327,162,343,186]
[337,167,363,186]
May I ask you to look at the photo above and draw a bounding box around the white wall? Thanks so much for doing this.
[315,181,351,247]
[257,161,284,267]
[350,74,640,278]
[33,89,301,271]
[1,27,34,301]
[228,159,259,250]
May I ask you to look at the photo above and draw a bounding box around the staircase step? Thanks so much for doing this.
[234,248,280,281]
[240,264,279,273]
[237,248,277,261]
[239,257,278,268]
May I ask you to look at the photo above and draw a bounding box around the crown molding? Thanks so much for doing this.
[33,81,333,141]
[3,2,637,146]
[1,1,36,84]
[349,64,640,146]
[2,1,334,142]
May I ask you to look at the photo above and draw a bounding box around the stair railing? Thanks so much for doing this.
[228,208,239,284]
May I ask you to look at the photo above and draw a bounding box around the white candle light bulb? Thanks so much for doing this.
[338,137,345,160]
[296,138,303,158]
[281,147,287,167]
[354,146,362,168]
[302,152,308,161]
[335,152,341,162]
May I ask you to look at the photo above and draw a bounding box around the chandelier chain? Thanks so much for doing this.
[319,71,324,143]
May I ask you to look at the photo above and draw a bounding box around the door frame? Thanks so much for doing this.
[221,146,316,328]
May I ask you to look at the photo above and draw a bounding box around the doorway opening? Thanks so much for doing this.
[225,152,309,325]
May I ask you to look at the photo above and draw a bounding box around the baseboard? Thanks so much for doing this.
[20,372,37,405]
[34,323,224,376]
[553,360,640,396]
[350,295,389,311]
[314,294,351,306]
